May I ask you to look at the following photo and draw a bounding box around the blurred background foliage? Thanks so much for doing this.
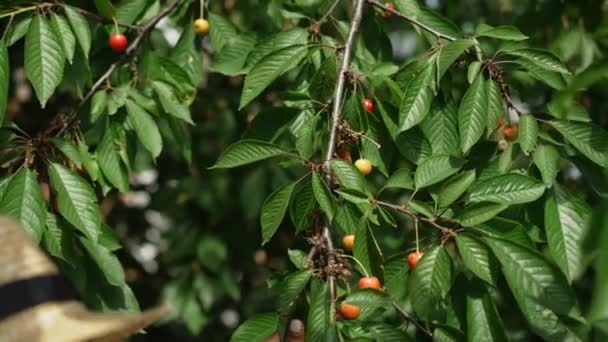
[3,0,607,340]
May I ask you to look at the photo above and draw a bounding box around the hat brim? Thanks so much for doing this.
[0,301,171,342]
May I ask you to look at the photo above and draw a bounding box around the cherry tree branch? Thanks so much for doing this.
[55,0,182,137]
[366,0,457,42]
[322,0,365,323]
[371,199,458,237]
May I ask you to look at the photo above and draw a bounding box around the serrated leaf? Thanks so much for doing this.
[80,237,124,286]
[345,289,391,308]
[295,113,318,159]
[485,237,574,315]
[5,16,31,46]
[25,15,65,107]
[261,183,295,245]
[50,13,75,64]
[382,168,414,191]
[519,114,538,154]
[354,223,384,281]
[551,120,608,168]
[468,61,481,84]
[287,249,307,269]
[240,45,308,109]
[420,99,459,155]
[43,213,75,265]
[310,56,337,101]
[459,74,488,153]
[533,144,560,186]
[415,155,464,189]
[331,159,367,191]
[409,246,453,320]
[395,128,432,164]
[474,217,535,250]
[210,140,289,169]
[48,163,101,242]
[437,39,475,79]
[208,12,238,52]
[399,62,435,132]
[246,28,308,70]
[289,178,316,233]
[456,234,499,285]
[457,202,509,227]
[63,5,91,59]
[508,48,570,74]
[152,81,193,124]
[93,0,115,19]
[466,282,508,342]
[468,173,545,204]
[126,99,162,158]
[230,313,278,342]
[486,79,504,136]
[307,279,329,341]
[476,24,528,41]
[436,170,476,207]
[277,270,313,313]
[514,57,566,90]
[97,127,129,192]
[545,184,590,282]
[0,168,46,243]
[0,43,8,123]
[312,172,335,221]
[212,33,257,76]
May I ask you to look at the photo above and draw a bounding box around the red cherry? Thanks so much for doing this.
[383,2,395,17]
[362,98,374,112]
[407,252,424,270]
[109,33,128,52]
[339,302,361,320]
[503,124,519,141]
[497,117,504,128]
[358,276,381,289]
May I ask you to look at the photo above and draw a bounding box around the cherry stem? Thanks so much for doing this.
[341,254,369,277]
[415,218,419,253]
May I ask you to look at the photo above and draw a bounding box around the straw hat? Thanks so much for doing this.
[0,217,171,342]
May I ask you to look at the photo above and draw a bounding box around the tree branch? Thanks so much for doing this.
[366,0,457,42]
[371,199,458,237]
[55,0,182,137]
[322,0,365,325]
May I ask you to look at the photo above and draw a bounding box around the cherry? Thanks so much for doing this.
[342,234,355,251]
[354,158,373,175]
[407,251,424,270]
[362,98,374,112]
[337,148,352,163]
[503,124,518,141]
[194,18,209,34]
[339,302,361,320]
[358,276,381,289]
[109,33,128,52]
[383,2,395,17]
[497,117,505,128]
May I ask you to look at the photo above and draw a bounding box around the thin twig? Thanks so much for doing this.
[366,0,457,41]
[316,0,341,26]
[57,4,140,30]
[55,0,182,137]
[322,0,365,326]
[392,303,433,336]
[371,199,457,237]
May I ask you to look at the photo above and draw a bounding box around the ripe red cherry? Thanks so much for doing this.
[503,124,519,141]
[362,98,374,112]
[109,33,128,52]
[383,2,395,17]
[339,302,361,320]
[407,251,424,270]
[358,276,381,289]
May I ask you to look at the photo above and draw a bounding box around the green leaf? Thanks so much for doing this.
[459,74,488,153]
[239,45,308,109]
[467,173,546,205]
[409,246,453,320]
[288,249,307,269]
[456,234,499,285]
[208,12,238,52]
[80,237,125,286]
[382,168,414,191]
[210,140,289,169]
[476,24,528,41]
[312,172,335,221]
[97,127,129,192]
[152,81,193,124]
[277,270,313,313]
[90,90,107,122]
[48,163,101,242]
[0,43,8,124]
[230,313,279,342]
[4,16,31,46]
[514,57,567,90]
[331,159,367,191]
[93,0,115,19]
[43,213,75,265]
[260,183,295,245]
[533,144,560,186]
[294,113,318,159]
[466,282,508,342]
[25,15,65,107]
[63,5,91,59]
[420,98,460,155]
[354,223,384,281]
[457,202,509,227]
[474,217,535,250]
[246,28,309,70]
[310,56,337,101]
[289,179,316,233]
[170,22,203,87]
[436,170,476,207]
[507,48,570,74]
[0,168,46,243]
[468,61,482,84]
[437,39,475,79]
[551,120,608,168]
[518,114,538,154]
[485,237,574,315]
[306,279,329,341]
[399,62,435,132]
[212,33,257,76]
[50,13,75,64]
[395,128,432,164]
[415,155,464,189]
[345,289,391,308]
[126,99,163,158]
[485,79,504,136]
[545,184,590,283]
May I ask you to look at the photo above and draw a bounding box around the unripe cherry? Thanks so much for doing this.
[354,158,373,175]
[342,234,355,251]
